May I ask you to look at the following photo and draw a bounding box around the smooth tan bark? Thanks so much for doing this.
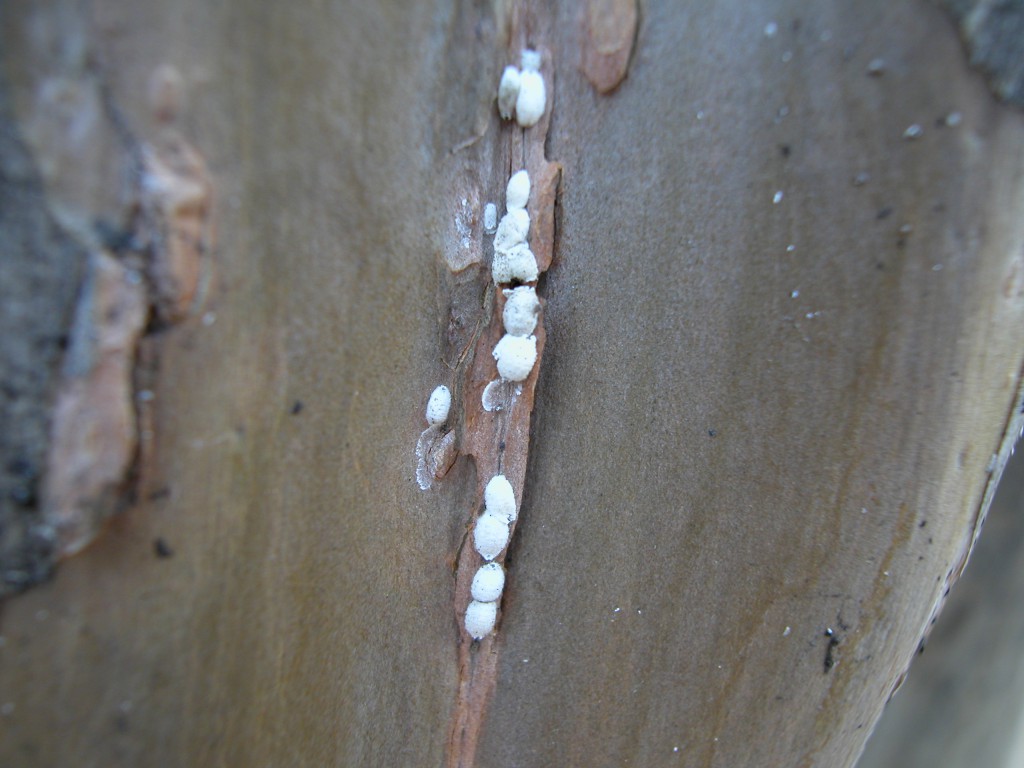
[1,2,1023,767]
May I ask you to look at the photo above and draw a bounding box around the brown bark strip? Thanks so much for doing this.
[445,22,562,768]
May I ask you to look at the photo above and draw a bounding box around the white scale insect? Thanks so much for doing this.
[492,208,530,255]
[492,334,537,382]
[505,170,530,210]
[473,512,510,561]
[497,66,520,120]
[502,286,540,337]
[471,561,506,602]
[484,474,517,522]
[424,385,451,426]
[465,599,499,640]
[491,242,538,285]
[483,202,498,234]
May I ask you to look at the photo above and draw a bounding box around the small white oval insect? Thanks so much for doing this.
[506,170,530,211]
[493,208,530,253]
[521,49,541,73]
[483,202,498,234]
[502,286,540,336]
[497,66,521,120]
[470,562,506,602]
[473,511,511,560]
[903,124,923,140]
[504,243,539,284]
[516,70,546,128]
[425,385,451,426]
[484,474,517,522]
[492,245,538,285]
[464,599,498,639]
[492,333,537,382]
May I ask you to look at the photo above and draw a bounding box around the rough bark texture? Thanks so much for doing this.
[1,1,1023,767]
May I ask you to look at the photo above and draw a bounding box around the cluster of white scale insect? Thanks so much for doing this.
[497,49,546,128]
[465,475,516,639]
[420,54,548,633]
[465,54,548,640]
[489,169,540,384]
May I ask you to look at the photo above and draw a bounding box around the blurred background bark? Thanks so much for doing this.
[1,1,1023,766]
[858,447,1024,767]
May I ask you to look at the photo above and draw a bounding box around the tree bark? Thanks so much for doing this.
[1,1,1023,767]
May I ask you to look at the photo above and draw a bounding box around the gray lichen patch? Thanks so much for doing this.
[936,0,1024,106]
[0,80,87,595]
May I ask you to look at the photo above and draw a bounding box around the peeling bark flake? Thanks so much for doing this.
[42,251,148,556]
[139,132,214,323]
[581,0,639,94]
